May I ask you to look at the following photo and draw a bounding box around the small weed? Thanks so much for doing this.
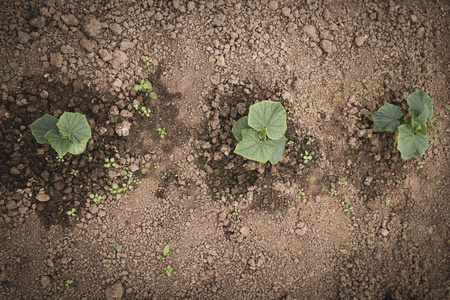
[432,120,442,131]
[154,162,160,168]
[52,286,61,291]
[58,208,64,215]
[161,172,168,180]
[333,91,342,102]
[306,138,315,146]
[364,96,370,101]
[297,188,308,204]
[65,280,73,290]
[307,176,316,181]
[384,197,390,206]
[141,162,151,174]
[67,208,76,216]
[104,158,117,168]
[70,169,79,177]
[340,249,347,254]
[134,79,157,99]
[342,198,353,214]
[89,193,102,203]
[110,243,118,252]
[28,177,36,184]
[143,56,153,71]
[159,244,170,261]
[164,265,173,277]
[445,105,450,111]
[435,180,441,185]
[329,188,338,196]
[287,140,294,147]
[17,133,22,142]
[300,150,312,164]
[156,127,166,139]
[406,224,412,231]
[139,107,151,117]
[2,65,11,73]
[56,156,65,162]
[307,105,313,114]
[175,174,186,179]
[232,208,241,216]
[416,164,424,170]
[338,176,347,185]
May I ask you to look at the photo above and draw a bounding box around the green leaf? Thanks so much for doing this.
[248,101,287,140]
[234,129,274,163]
[44,129,71,157]
[371,103,402,132]
[269,136,287,163]
[68,139,89,155]
[133,85,141,92]
[397,123,429,160]
[30,114,58,143]
[407,90,433,123]
[57,112,92,144]
[411,106,428,132]
[143,81,152,90]
[232,116,251,142]
[162,245,170,257]
[149,92,157,99]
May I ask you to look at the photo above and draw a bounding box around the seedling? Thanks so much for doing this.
[89,193,102,203]
[232,208,241,216]
[2,65,11,73]
[342,198,353,213]
[156,127,166,139]
[65,280,73,290]
[287,140,294,147]
[329,189,338,196]
[307,176,316,181]
[406,224,412,230]
[300,151,312,164]
[384,197,390,206]
[306,138,315,145]
[110,243,118,252]
[435,180,441,185]
[416,164,423,170]
[338,176,347,185]
[17,133,22,142]
[104,158,117,168]
[340,249,347,254]
[159,244,170,260]
[307,105,313,114]
[139,107,151,117]
[109,169,135,199]
[52,286,61,291]
[134,79,157,99]
[297,188,308,204]
[333,91,342,102]
[175,174,186,179]
[141,162,151,174]
[164,265,173,277]
[371,90,434,160]
[143,56,153,71]
[67,208,76,216]
[70,169,78,176]
[30,112,91,158]
[154,162,160,168]
[232,101,287,163]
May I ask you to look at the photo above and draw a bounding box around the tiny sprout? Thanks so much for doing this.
[342,198,353,213]
[307,105,313,114]
[159,244,170,260]
[65,280,73,290]
[384,197,390,206]
[89,193,102,203]
[333,91,342,102]
[329,189,338,196]
[340,249,347,254]
[164,265,173,277]
[300,151,312,164]
[156,127,166,139]
[67,208,76,216]
[104,158,117,168]
[139,107,151,117]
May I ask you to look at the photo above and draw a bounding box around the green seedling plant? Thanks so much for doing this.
[384,197,390,206]
[104,158,116,168]
[156,127,166,138]
[143,56,153,71]
[164,265,173,277]
[371,90,434,160]
[67,208,76,216]
[300,150,312,164]
[30,112,91,158]
[306,138,315,145]
[342,198,353,213]
[338,176,347,185]
[307,105,313,114]
[3,65,11,73]
[333,91,342,102]
[134,79,157,99]
[232,100,287,163]
[159,244,170,261]
[297,188,309,204]
[17,133,22,142]
[65,280,73,290]
[89,193,102,203]
[110,243,118,252]
[109,169,137,199]
[139,107,151,117]
[329,189,338,196]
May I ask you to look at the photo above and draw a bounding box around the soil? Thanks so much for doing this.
[0,0,449,299]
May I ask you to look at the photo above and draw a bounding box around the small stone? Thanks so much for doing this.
[287,22,298,33]
[112,78,123,88]
[302,25,318,41]
[83,18,102,38]
[40,275,51,287]
[110,105,119,116]
[80,38,97,52]
[17,31,30,44]
[187,1,195,11]
[282,7,291,17]
[109,23,123,35]
[89,205,98,214]
[355,36,366,47]
[319,39,335,54]
[50,53,63,68]
[216,55,225,67]
[6,200,17,210]
[240,226,249,237]
[54,181,65,191]
[268,1,278,10]
[105,281,123,300]
[120,110,133,118]
[99,49,113,62]
[36,193,50,202]
[115,121,131,136]
[380,228,389,237]
[98,210,106,218]
[210,73,220,85]
[154,12,164,21]
[295,226,307,236]
[281,91,291,101]
[61,14,79,26]
[120,40,135,51]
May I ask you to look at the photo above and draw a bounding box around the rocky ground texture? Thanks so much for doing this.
[0,0,449,299]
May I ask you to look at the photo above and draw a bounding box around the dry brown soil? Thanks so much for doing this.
[0,0,449,299]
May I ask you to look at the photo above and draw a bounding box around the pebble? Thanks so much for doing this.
[50,53,63,68]
[210,73,221,85]
[380,228,389,237]
[36,193,50,202]
[40,275,51,287]
[120,40,135,51]
[105,281,123,300]
[83,18,102,38]
[302,25,318,41]
[115,121,131,136]
[112,78,123,88]
[319,40,335,54]
[61,14,79,26]
[99,49,113,62]
[17,31,30,44]
[295,226,307,236]
[355,36,366,47]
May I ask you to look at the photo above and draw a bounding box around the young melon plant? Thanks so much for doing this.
[30,112,92,158]
[232,100,287,163]
[371,90,433,160]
